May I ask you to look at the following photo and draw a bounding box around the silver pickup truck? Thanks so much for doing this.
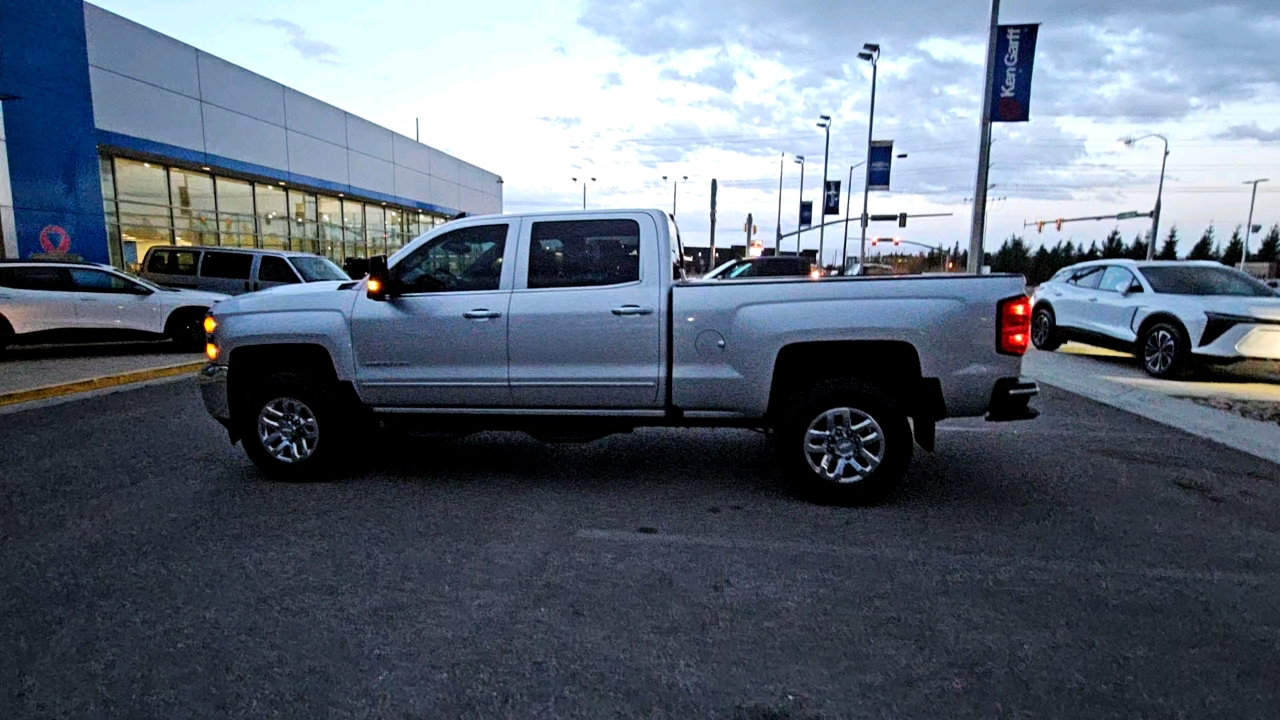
[199,209,1037,503]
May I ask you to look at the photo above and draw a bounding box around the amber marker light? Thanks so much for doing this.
[367,278,382,294]
[203,316,217,334]
[205,343,219,361]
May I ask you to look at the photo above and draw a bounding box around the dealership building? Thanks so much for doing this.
[0,0,503,270]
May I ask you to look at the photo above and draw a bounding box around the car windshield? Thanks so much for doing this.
[290,256,350,282]
[1138,266,1274,297]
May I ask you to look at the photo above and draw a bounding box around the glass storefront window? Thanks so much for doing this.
[99,157,124,269]
[366,205,386,256]
[114,158,173,267]
[288,190,318,254]
[216,177,255,247]
[170,168,216,248]
[343,200,365,258]
[255,183,289,250]
[317,195,344,263]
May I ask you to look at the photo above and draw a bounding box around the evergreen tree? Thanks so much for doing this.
[1126,234,1148,260]
[1221,226,1245,267]
[1083,241,1101,261]
[1255,224,1279,263]
[1187,225,1216,260]
[1156,225,1179,260]
[1101,229,1126,258]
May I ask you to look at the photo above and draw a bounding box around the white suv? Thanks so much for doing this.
[0,260,228,354]
[1030,259,1280,377]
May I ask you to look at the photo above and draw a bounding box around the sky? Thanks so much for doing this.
[95,0,1280,264]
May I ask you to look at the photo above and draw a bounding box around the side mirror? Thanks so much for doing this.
[366,255,390,301]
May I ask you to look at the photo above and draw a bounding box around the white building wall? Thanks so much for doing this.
[82,3,501,215]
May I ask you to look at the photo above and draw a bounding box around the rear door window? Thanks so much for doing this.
[258,256,300,283]
[526,219,641,289]
[0,266,73,291]
[201,252,253,279]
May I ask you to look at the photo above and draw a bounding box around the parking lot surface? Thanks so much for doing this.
[3,379,1279,718]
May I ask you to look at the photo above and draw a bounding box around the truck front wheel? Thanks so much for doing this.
[239,372,345,481]
[775,380,912,505]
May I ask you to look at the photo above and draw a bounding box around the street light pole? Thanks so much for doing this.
[663,175,688,218]
[775,153,785,253]
[817,115,832,269]
[1242,178,1270,270]
[1120,133,1169,260]
[841,161,866,272]
[857,44,880,266]
[794,155,806,256]
[572,177,596,209]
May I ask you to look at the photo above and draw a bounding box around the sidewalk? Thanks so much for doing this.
[0,342,205,408]
[1023,343,1280,466]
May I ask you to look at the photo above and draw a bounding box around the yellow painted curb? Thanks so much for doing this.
[0,361,205,407]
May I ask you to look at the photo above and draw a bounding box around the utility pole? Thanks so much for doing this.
[775,153,785,253]
[1242,178,1270,270]
[794,156,805,256]
[709,179,718,271]
[745,212,753,248]
[967,0,1000,274]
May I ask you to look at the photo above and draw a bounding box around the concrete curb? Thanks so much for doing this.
[1027,365,1280,467]
[0,361,205,408]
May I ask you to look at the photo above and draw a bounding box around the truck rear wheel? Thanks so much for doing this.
[775,380,912,505]
[239,372,346,481]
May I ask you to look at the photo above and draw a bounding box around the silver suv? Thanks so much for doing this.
[140,247,348,295]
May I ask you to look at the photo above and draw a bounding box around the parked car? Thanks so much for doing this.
[140,246,348,296]
[702,255,818,279]
[199,209,1037,504]
[0,260,227,353]
[844,262,897,277]
[1030,259,1280,378]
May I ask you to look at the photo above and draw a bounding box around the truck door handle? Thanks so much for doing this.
[1087,297,1098,302]
[612,305,654,316]
[463,309,502,320]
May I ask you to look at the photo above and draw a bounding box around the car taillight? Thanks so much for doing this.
[998,295,1031,355]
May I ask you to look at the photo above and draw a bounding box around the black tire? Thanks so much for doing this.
[773,379,913,505]
[166,309,207,352]
[1139,321,1192,379]
[0,316,11,357]
[1030,306,1063,351]
[238,372,347,481]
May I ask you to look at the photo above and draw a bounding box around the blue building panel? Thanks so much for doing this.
[0,0,109,263]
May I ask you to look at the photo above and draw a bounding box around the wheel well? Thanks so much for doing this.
[1032,300,1054,317]
[228,343,339,383]
[0,312,12,336]
[767,340,942,420]
[163,306,209,334]
[1136,312,1186,342]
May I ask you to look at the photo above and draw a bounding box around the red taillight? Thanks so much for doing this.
[998,295,1032,355]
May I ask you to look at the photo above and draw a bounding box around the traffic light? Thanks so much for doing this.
[1036,222,1044,234]
[893,237,901,246]
[1055,218,1063,232]
[898,213,907,228]
[870,237,879,246]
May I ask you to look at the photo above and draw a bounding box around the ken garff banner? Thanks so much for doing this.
[799,200,813,229]
[867,141,894,191]
[823,180,841,215]
[991,23,1040,123]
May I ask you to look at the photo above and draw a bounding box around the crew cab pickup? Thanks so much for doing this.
[199,209,1037,503]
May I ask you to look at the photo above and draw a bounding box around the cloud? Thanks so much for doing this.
[1215,124,1280,142]
[538,116,583,129]
[601,71,623,88]
[658,56,739,93]
[255,19,341,64]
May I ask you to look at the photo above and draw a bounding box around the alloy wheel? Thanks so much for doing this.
[1144,329,1177,375]
[803,407,886,483]
[257,397,320,463]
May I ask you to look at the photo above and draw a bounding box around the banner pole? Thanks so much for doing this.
[967,0,1000,274]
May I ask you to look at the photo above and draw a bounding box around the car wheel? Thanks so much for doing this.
[166,310,207,352]
[238,372,346,481]
[0,318,11,357]
[775,379,912,505]
[1140,321,1191,379]
[1030,306,1063,351]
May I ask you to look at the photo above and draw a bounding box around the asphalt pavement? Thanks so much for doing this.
[3,379,1279,718]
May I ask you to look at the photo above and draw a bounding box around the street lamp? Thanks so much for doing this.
[775,153,785,252]
[857,43,880,265]
[662,175,688,218]
[816,114,832,268]
[1241,178,1270,270]
[841,152,907,272]
[794,155,806,255]
[1120,133,1169,260]
[571,177,596,210]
